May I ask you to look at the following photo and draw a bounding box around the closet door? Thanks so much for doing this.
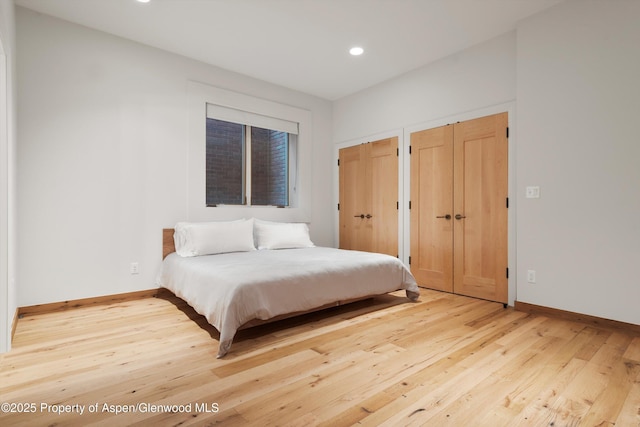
[410,126,454,292]
[339,137,398,256]
[369,137,398,257]
[339,144,370,251]
[453,113,508,303]
[409,112,508,304]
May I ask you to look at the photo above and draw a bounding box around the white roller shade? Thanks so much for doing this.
[206,103,299,135]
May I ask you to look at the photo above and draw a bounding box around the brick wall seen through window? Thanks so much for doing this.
[206,118,289,206]
[251,127,288,206]
[206,118,244,205]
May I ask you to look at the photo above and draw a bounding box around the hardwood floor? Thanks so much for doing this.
[1,288,639,426]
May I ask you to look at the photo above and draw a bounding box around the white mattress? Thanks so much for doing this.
[156,247,420,357]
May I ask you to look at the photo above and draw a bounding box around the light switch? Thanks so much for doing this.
[526,186,540,198]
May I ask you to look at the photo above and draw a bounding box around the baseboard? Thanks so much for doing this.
[18,288,167,317]
[18,292,639,335]
[11,308,19,341]
[514,300,640,335]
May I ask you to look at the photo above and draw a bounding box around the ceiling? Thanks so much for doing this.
[15,0,564,100]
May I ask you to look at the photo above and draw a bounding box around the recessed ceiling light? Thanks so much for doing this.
[349,47,364,56]
[137,0,150,3]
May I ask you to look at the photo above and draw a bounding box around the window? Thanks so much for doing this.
[188,82,311,220]
[205,104,298,207]
[205,118,244,205]
[249,126,289,206]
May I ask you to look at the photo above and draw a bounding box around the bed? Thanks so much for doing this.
[156,219,420,357]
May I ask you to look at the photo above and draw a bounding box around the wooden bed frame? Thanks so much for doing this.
[162,228,176,259]
[161,228,377,330]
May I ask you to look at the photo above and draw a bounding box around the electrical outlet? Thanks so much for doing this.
[527,270,536,283]
[130,262,140,275]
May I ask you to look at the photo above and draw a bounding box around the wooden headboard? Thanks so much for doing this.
[163,228,175,259]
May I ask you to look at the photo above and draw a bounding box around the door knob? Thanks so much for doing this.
[354,214,365,218]
[365,214,372,219]
[436,214,452,220]
[455,214,466,220]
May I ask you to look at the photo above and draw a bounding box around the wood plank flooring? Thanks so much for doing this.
[1,289,639,426]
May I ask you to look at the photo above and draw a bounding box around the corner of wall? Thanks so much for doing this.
[0,0,17,353]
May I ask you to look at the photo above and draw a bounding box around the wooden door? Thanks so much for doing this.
[410,112,508,304]
[453,113,508,303]
[339,137,398,256]
[339,144,370,251]
[410,125,454,292]
[369,137,398,257]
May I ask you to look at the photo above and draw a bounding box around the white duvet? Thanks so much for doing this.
[156,247,420,357]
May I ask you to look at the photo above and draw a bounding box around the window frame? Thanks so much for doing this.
[187,81,311,222]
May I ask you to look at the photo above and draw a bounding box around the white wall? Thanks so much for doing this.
[334,0,640,326]
[16,8,333,307]
[333,31,516,143]
[333,32,518,304]
[516,0,640,325]
[0,0,17,353]
[15,0,640,328]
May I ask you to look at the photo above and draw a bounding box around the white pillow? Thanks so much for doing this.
[174,219,255,257]
[254,219,315,250]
